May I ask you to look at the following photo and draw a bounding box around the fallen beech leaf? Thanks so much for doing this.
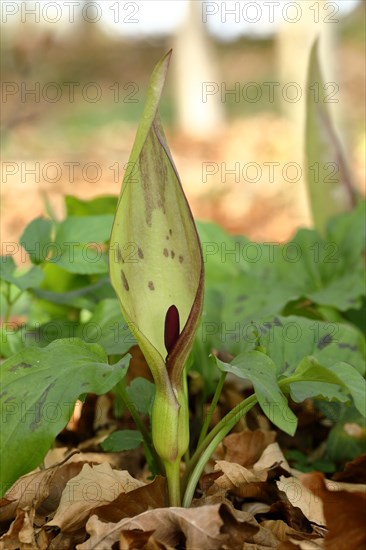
[78,504,224,550]
[46,462,144,532]
[211,460,281,503]
[262,519,309,543]
[332,453,366,483]
[53,449,143,475]
[214,460,268,489]
[0,460,88,523]
[43,448,75,469]
[258,501,312,533]
[94,476,167,522]
[0,470,53,524]
[254,443,291,472]
[301,471,366,550]
[78,502,279,550]
[0,506,37,550]
[206,459,290,505]
[191,493,230,509]
[120,529,170,549]
[35,527,52,550]
[218,503,279,548]
[223,429,276,468]
[279,541,323,549]
[199,470,224,494]
[45,528,87,550]
[278,542,300,549]
[277,476,325,526]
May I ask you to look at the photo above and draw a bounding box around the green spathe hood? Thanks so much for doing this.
[109,50,204,392]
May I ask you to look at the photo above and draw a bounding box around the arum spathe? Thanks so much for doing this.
[109,51,204,491]
[305,40,357,234]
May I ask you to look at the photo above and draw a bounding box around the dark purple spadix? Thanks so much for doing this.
[164,305,180,356]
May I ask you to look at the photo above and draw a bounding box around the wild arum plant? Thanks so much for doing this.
[109,50,204,505]
[0,47,364,506]
[109,50,366,507]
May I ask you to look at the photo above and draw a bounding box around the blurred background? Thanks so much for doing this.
[1,0,365,249]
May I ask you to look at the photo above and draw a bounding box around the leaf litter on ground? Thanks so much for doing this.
[1,434,366,549]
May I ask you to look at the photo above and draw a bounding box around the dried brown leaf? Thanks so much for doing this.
[78,502,281,550]
[263,519,325,549]
[45,528,87,550]
[254,443,291,473]
[211,460,283,503]
[258,501,312,533]
[219,503,279,548]
[332,453,366,484]
[0,506,37,550]
[95,475,167,522]
[0,460,88,523]
[214,460,268,489]
[278,543,301,550]
[276,476,325,526]
[77,504,224,550]
[199,470,224,493]
[120,529,172,549]
[262,519,302,543]
[301,471,366,550]
[223,430,276,468]
[46,462,144,533]
[279,541,324,550]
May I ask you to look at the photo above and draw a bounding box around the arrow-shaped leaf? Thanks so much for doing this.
[215,351,297,435]
[0,339,130,494]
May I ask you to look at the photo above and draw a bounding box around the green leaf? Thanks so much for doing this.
[47,215,113,274]
[126,377,155,416]
[32,265,112,309]
[305,40,357,234]
[55,215,114,244]
[101,429,143,452]
[326,200,366,262]
[191,287,225,397]
[237,315,365,376]
[282,357,366,415]
[286,356,352,405]
[285,449,336,474]
[326,406,366,463]
[65,195,118,216]
[22,319,80,348]
[274,229,364,312]
[0,256,44,291]
[54,245,109,275]
[289,381,349,404]
[326,362,366,416]
[196,221,249,286]
[0,324,26,358]
[215,351,297,435]
[315,401,343,423]
[0,339,130,494]
[220,274,292,353]
[77,298,135,354]
[19,217,53,264]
